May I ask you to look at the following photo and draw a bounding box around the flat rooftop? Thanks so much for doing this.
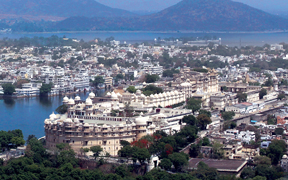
[189,158,247,172]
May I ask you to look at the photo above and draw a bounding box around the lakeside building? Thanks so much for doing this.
[44,93,191,156]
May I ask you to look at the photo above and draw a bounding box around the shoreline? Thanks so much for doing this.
[6,30,288,35]
[0,91,85,99]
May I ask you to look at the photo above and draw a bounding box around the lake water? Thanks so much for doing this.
[2,31,288,46]
[0,90,106,141]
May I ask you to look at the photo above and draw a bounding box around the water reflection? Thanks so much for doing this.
[39,96,52,107]
[3,98,15,107]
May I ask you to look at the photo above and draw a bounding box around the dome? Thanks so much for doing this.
[163,92,167,97]
[111,92,118,99]
[49,112,57,120]
[174,90,179,95]
[154,94,159,98]
[106,92,112,97]
[119,123,124,127]
[170,91,175,96]
[136,90,141,95]
[53,121,58,125]
[103,124,108,128]
[83,123,90,127]
[89,92,95,98]
[135,116,148,125]
[141,94,146,98]
[167,92,171,96]
[150,94,155,98]
[44,119,51,124]
[158,93,163,98]
[143,82,146,85]
[131,122,136,126]
[283,155,287,159]
[149,124,156,129]
[75,96,81,101]
[117,93,122,97]
[63,96,69,103]
[74,118,79,123]
[85,98,93,105]
[64,118,73,123]
[68,98,75,105]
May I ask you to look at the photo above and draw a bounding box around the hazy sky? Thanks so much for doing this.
[95,0,288,13]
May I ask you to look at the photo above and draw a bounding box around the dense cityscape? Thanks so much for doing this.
[1,35,288,179]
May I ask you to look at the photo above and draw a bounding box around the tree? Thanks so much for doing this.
[115,165,128,178]
[142,85,163,96]
[189,144,200,158]
[26,135,36,145]
[254,156,271,166]
[274,128,284,135]
[267,140,286,165]
[182,115,197,126]
[221,111,235,121]
[168,152,189,171]
[237,92,247,103]
[186,98,202,114]
[197,114,212,130]
[14,79,30,89]
[264,78,274,87]
[267,115,276,125]
[241,167,255,179]
[259,89,267,99]
[2,83,15,95]
[11,137,25,147]
[211,142,224,159]
[120,140,130,147]
[126,86,137,93]
[145,74,159,83]
[277,93,286,100]
[40,83,52,96]
[221,86,228,92]
[90,146,103,159]
[159,158,172,170]
[199,110,212,117]
[55,104,68,114]
[91,76,104,88]
[191,161,218,180]
[132,147,150,164]
[255,165,276,180]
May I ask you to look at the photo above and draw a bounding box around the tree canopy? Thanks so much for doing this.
[2,83,15,95]
[145,74,159,83]
[186,98,202,114]
[40,83,53,96]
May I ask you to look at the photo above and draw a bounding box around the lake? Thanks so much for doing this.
[2,31,288,46]
[0,90,106,141]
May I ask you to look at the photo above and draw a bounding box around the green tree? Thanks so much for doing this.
[211,142,224,159]
[199,110,212,117]
[221,111,235,121]
[168,152,189,171]
[145,74,159,83]
[159,158,172,170]
[142,85,163,96]
[237,92,247,103]
[91,76,104,88]
[241,167,255,179]
[40,83,53,96]
[55,104,68,114]
[90,146,103,159]
[277,93,286,100]
[191,161,218,180]
[189,144,200,158]
[197,114,212,130]
[126,86,137,93]
[182,115,197,126]
[11,137,25,147]
[120,140,130,147]
[2,83,15,95]
[267,140,286,165]
[132,147,150,164]
[115,165,128,178]
[221,86,228,92]
[186,98,202,114]
[274,128,284,135]
[254,156,271,166]
[264,78,274,87]
[259,89,267,99]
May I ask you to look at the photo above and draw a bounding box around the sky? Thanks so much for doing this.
[95,0,288,13]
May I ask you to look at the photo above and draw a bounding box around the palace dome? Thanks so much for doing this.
[63,96,69,103]
[75,96,81,101]
[68,98,75,105]
[85,98,93,105]
[89,92,95,98]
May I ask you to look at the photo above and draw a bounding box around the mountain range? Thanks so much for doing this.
[1,0,288,32]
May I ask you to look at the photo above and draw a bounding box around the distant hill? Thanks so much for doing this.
[54,0,288,31]
[0,0,135,21]
[138,0,288,31]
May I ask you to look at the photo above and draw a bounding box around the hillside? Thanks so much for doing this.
[54,0,288,31]
[139,0,288,31]
[0,0,135,21]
